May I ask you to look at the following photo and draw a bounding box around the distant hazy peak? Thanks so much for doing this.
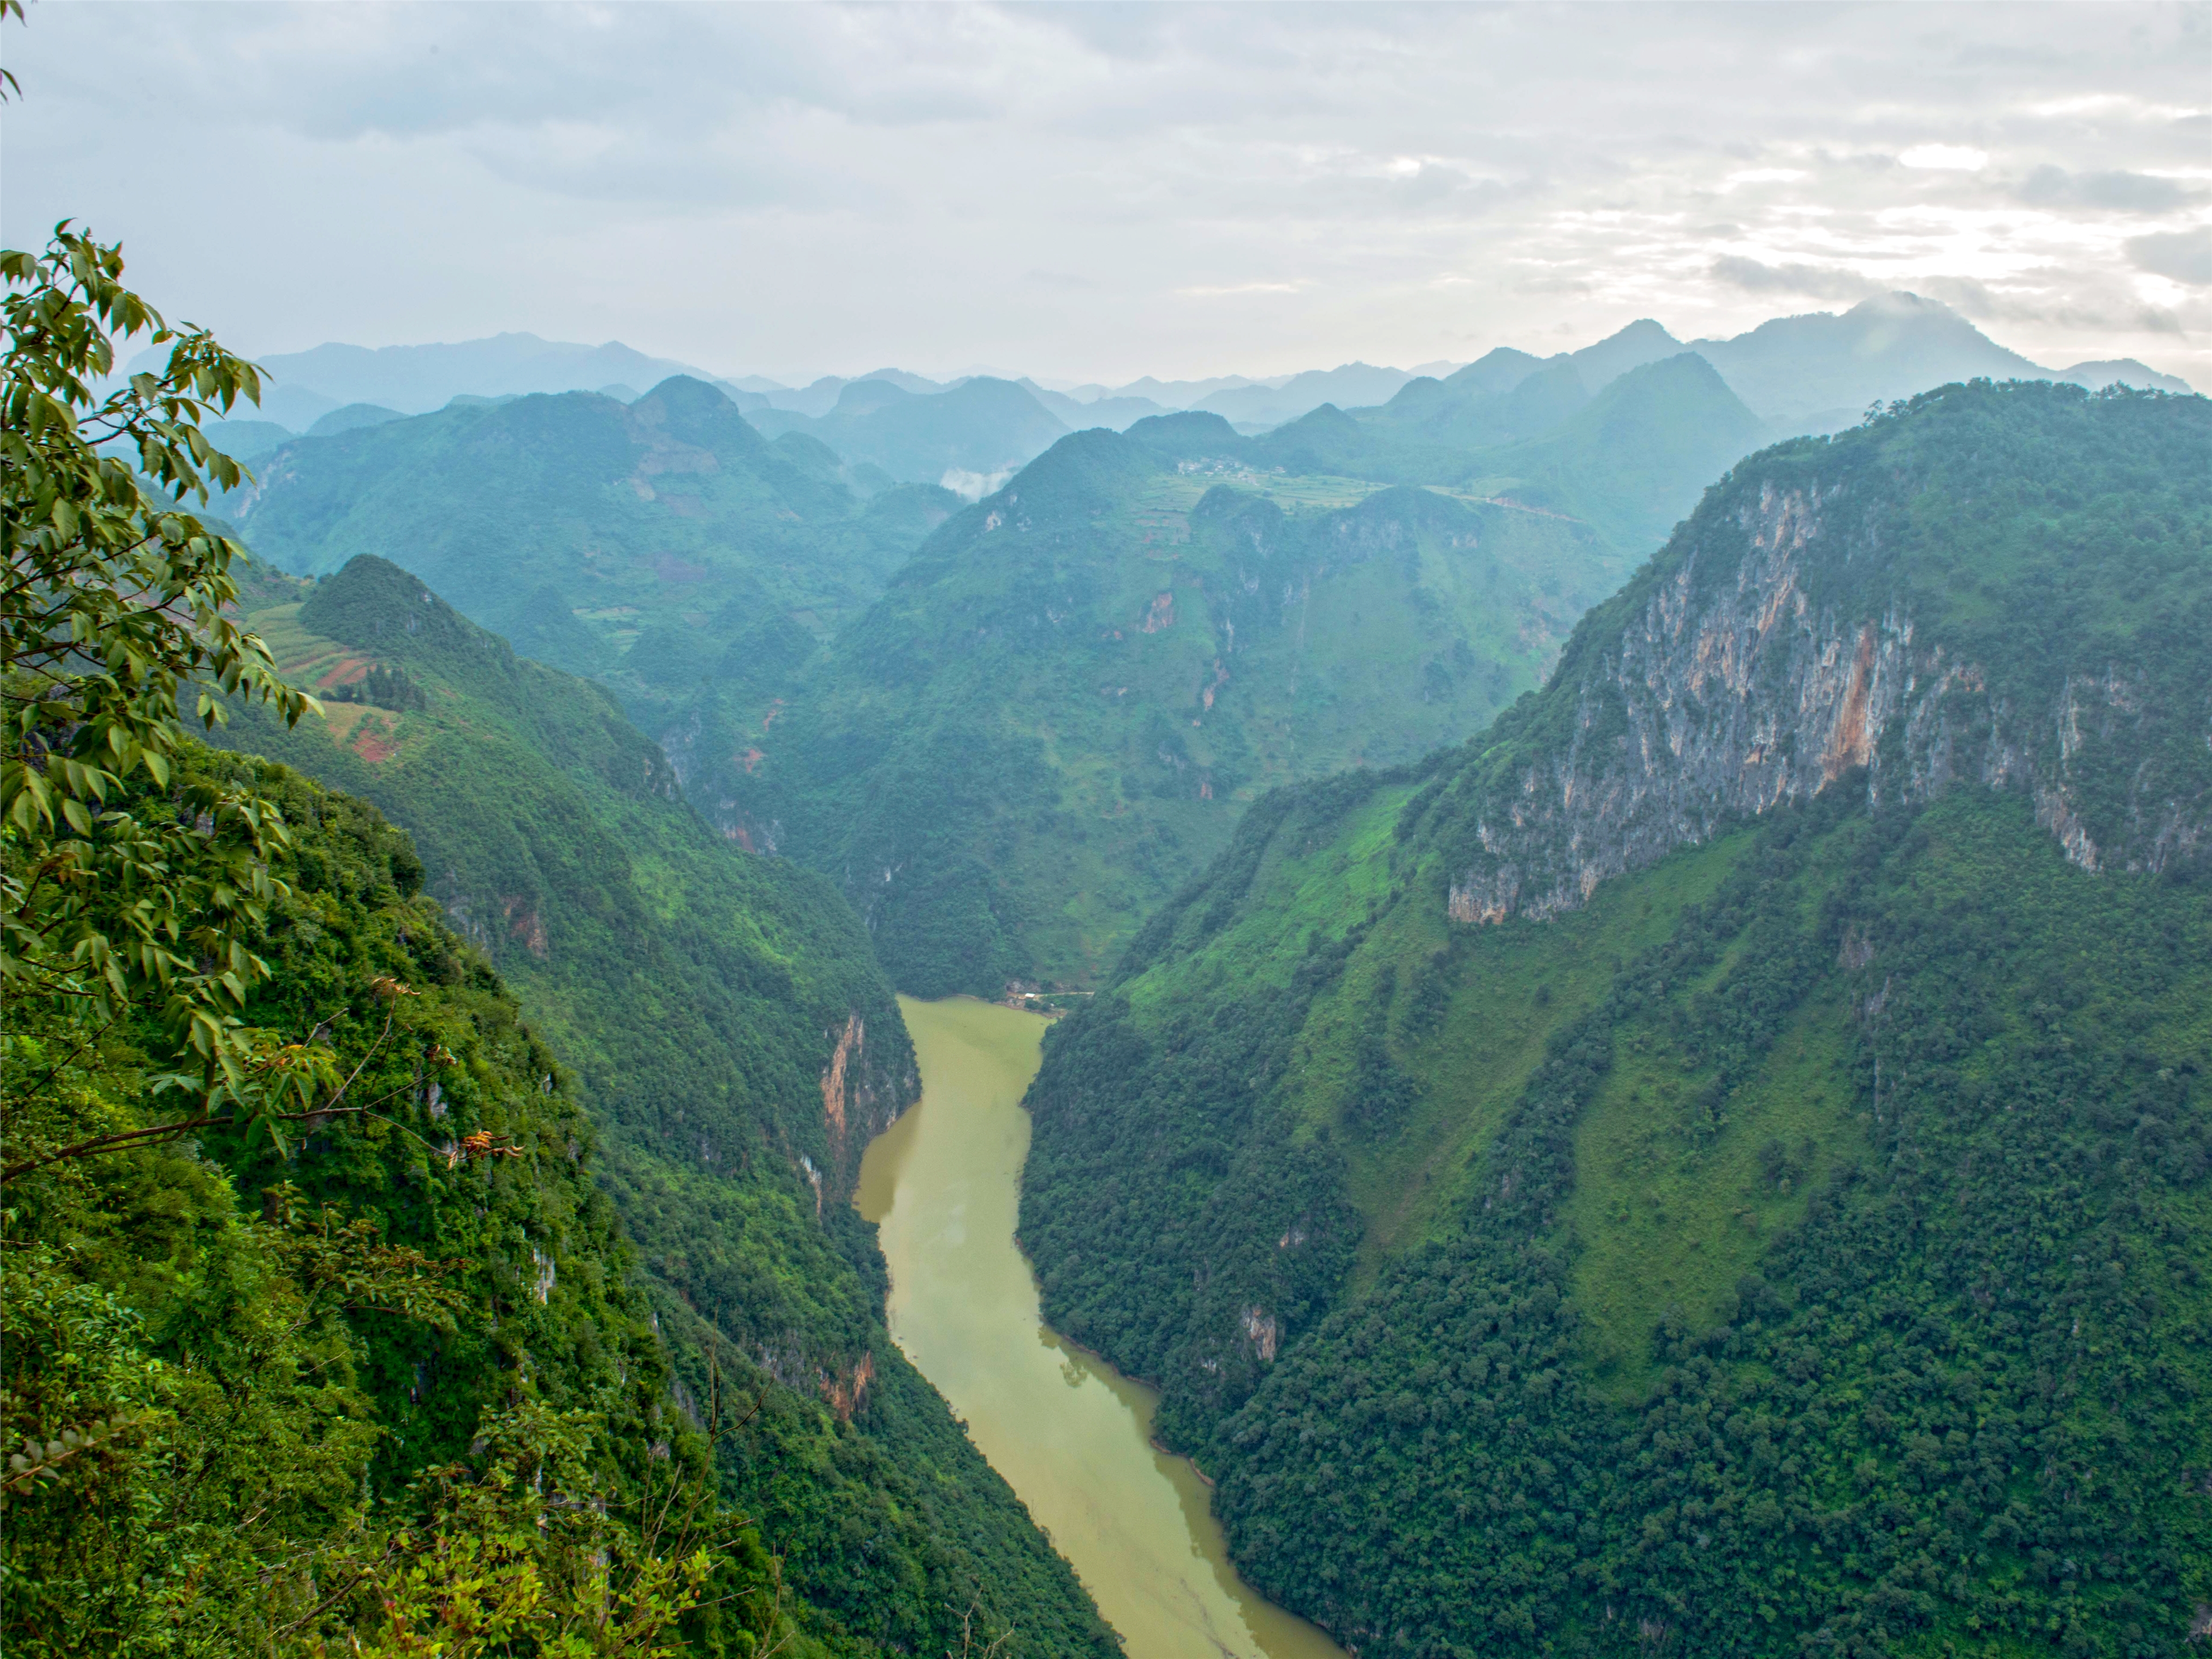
[1444,347,1549,396]
[849,367,951,395]
[1562,317,1687,391]
[2056,358,2196,394]
[213,331,727,420]
[1687,289,2046,425]
[306,402,406,439]
[627,372,759,433]
[834,378,918,416]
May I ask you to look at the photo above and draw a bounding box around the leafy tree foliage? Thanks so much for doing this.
[2,226,313,1091]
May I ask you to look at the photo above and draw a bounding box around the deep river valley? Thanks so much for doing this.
[856,996,1348,1659]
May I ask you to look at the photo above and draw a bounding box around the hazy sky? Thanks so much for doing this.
[4,2,2208,387]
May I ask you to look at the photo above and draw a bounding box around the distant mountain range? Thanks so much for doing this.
[200,299,2190,500]
[130,332,745,429]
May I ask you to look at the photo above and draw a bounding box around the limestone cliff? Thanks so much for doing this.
[1439,383,2211,926]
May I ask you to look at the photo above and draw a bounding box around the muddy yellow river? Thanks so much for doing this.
[856,996,1346,1659]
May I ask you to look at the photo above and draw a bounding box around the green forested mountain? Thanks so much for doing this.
[212,319,1883,1015]
[1016,381,2212,1654]
[709,427,1635,994]
[9,738,798,1654]
[212,554,1119,1656]
[228,373,957,672]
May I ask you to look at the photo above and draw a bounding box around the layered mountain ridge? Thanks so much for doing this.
[228,374,956,669]
[706,425,1633,993]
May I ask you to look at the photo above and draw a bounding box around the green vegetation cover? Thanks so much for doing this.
[220,329,1767,1003]
[4,222,797,1653]
[228,373,957,676]
[8,745,793,1653]
[716,429,1635,995]
[215,553,1121,1655]
[1017,381,2211,1654]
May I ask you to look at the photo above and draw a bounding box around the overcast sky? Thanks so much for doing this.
[4,2,2208,387]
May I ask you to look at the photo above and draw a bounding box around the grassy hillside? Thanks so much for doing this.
[1016,383,2211,1654]
[215,554,1120,1658]
[712,428,1634,995]
[230,374,957,672]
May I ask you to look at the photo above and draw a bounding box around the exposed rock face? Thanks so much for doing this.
[1240,1306,1280,1364]
[1448,478,2207,925]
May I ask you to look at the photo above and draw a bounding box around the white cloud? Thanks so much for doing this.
[2127,227,2212,285]
[1900,144,1991,171]
[2,2,2206,387]
[1723,168,1810,190]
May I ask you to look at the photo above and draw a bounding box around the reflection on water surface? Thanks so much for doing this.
[857,996,1347,1659]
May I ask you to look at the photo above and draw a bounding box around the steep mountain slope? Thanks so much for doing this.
[748,375,1071,487]
[8,740,807,1655]
[231,375,953,670]
[215,555,1120,1658]
[1016,381,2211,1654]
[705,428,1633,994]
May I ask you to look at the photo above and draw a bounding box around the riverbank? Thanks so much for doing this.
[856,996,1346,1659]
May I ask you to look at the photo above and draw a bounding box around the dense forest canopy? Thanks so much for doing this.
[1019,381,2212,1656]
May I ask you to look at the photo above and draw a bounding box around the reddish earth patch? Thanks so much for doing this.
[1822,623,1879,780]
[740,747,765,774]
[316,657,371,690]
[500,896,549,958]
[726,824,757,852]
[820,1014,863,1150]
[821,1351,875,1423]
[760,699,785,731]
[352,728,397,764]
[1139,592,1175,633]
